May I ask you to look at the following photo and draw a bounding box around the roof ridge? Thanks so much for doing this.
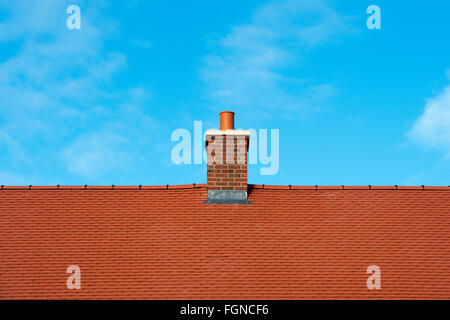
[1,184,449,191]
[0,184,207,190]
[248,185,450,191]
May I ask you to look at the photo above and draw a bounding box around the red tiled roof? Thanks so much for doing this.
[1,184,449,299]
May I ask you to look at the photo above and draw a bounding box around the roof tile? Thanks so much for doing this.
[1,185,449,299]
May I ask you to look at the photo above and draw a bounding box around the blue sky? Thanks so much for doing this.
[0,0,450,186]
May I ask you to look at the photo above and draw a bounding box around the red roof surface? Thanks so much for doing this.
[1,184,449,299]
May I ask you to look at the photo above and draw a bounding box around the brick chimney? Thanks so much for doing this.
[205,111,251,204]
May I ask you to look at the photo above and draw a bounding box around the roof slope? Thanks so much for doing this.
[1,185,449,299]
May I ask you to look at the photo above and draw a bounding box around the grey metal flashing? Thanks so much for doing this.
[204,199,252,204]
[204,190,251,204]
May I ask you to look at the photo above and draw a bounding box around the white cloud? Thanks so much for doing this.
[62,130,131,178]
[200,0,350,118]
[0,172,28,185]
[410,85,450,156]
[0,0,155,183]
[61,85,157,178]
[0,0,62,40]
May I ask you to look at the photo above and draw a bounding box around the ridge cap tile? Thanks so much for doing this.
[264,185,290,190]
[141,185,170,190]
[57,185,85,190]
[168,184,198,189]
[371,186,398,190]
[397,186,424,190]
[1,184,449,191]
[317,186,342,190]
[424,186,450,190]
[290,186,317,190]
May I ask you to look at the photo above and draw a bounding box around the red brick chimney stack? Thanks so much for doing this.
[205,111,251,204]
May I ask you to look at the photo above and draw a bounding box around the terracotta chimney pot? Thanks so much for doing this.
[220,111,235,130]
